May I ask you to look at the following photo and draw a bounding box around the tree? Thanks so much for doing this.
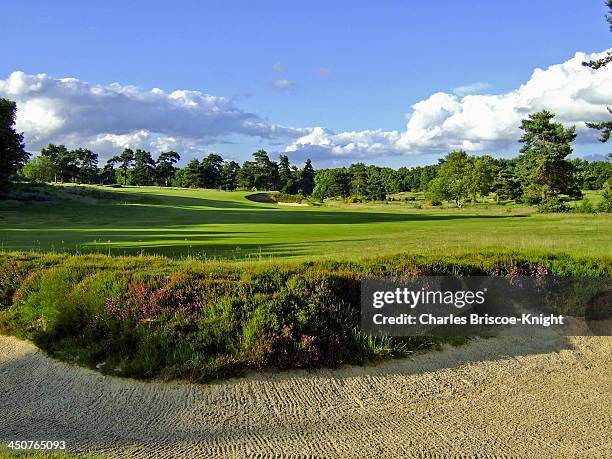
[201,153,224,188]
[182,159,203,188]
[364,168,387,201]
[73,148,99,183]
[300,159,315,195]
[156,151,180,186]
[110,148,134,186]
[0,99,28,189]
[252,150,279,190]
[131,149,156,185]
[582,1,612,153]
[22,156,56,183]
[468,155,496,201]
[221,160,240,190]
[312,168,350,199]
[492,160,520,202]
[586,109,612,155]
[516,110,580,202]
[40,144,78,183]
[99,161,117,185]
[427,150,474,207]
[237,160,256,189]
[349,163,368,196]
[419,165,438,191]
[598,179,612,212]
[278,154,293,192]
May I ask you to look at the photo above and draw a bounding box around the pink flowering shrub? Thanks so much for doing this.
[0,251,609,381]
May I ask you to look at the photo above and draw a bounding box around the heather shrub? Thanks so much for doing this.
[0,251,609,381]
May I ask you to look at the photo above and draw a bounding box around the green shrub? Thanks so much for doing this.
[522,184,544,205]
[598,180,612,213]
[537,196,571,213]
[0,251,609,382]
[275,192,306,203]
[574,197,596,214]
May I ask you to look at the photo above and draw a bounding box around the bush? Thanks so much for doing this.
[0,252,609,382]
[597,180,612,213]
[574,197,596,214]
[522,184,544,205]
[275,192,306,203]
[537,196,571,213]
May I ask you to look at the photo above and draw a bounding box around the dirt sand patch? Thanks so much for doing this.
[1,334,610,458]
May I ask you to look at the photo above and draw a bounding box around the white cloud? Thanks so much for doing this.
[272,62,286,73]
[0,71,304,160]
[3,49,611,166]
[271,79,295,90]
[452,82,492,96]
[287,49,612,160]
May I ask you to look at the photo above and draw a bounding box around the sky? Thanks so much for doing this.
[1,0,611,167]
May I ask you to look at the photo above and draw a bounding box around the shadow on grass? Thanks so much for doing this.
[2,199,527,227]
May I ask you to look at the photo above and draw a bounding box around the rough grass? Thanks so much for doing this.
[0,446,100,459]
[1,251,609,382]
[0,184,610,260]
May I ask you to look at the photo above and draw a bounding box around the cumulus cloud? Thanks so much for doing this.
[287,49,612,160]
[3,49,611,165]
[0,71,305,159]
[271,79,295,90]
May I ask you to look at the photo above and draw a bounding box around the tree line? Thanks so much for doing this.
[1,96,611,209]
[20,144,317,195]
[311,111,612,205]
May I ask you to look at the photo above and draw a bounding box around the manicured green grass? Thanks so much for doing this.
[0,184,610,260]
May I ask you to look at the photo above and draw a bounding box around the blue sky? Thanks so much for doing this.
[1,1,611,166]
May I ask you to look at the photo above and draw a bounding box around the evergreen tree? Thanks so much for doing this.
[278,154,293,192]
[0,98,28,189]
[73,148,99,184]
[221,160,240,190]
[99,162,117,185]
[131,149,157,185]
[237,160,256,189]
[493,166,520,202]
[349,163,368,196]
[201,153,224,188]
[40,144,78,182]
[182,159,203,188]
[582,1,612,153]
[312,168,350,199]
[252,149,279,190]
[517,110,580,202]
[300,159,316,195]
[110,148,134,186]
[156,151,180,186]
